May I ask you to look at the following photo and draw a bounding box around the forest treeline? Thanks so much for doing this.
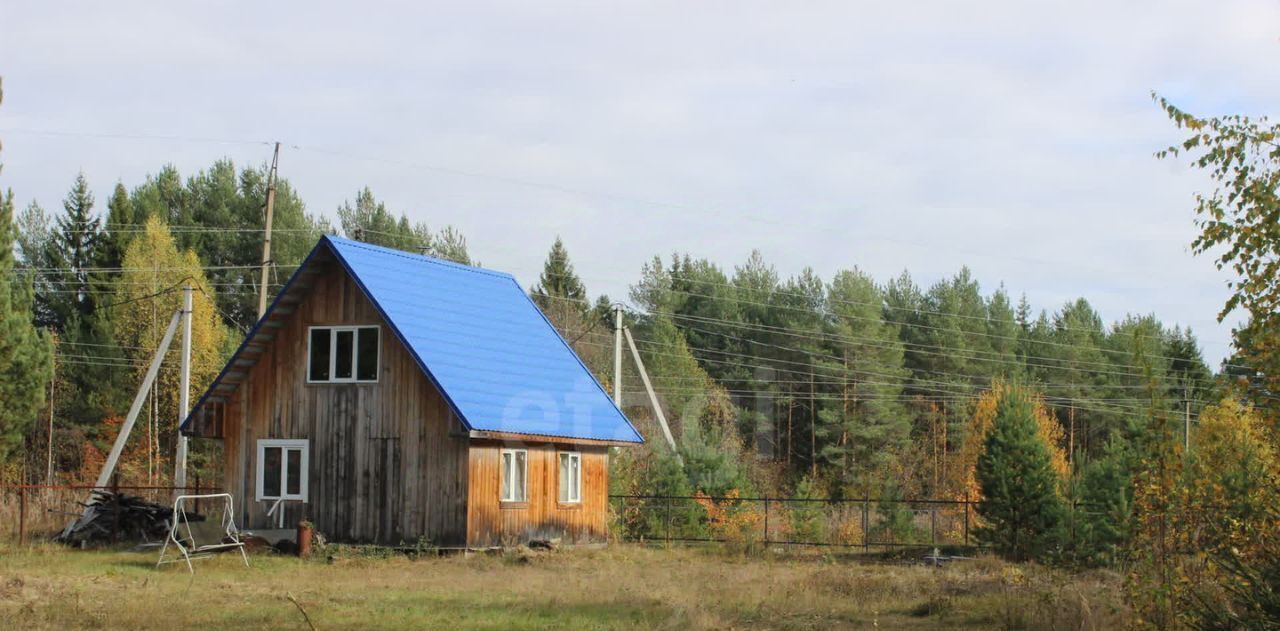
[1,81,1278,625]
[0,154,1222,499]
[0,160,476,481]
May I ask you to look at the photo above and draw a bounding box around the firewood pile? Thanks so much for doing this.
[56,491,203,546]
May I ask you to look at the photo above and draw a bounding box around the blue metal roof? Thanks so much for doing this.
[183,235,642,444]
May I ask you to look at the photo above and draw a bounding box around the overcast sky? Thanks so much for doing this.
[3,1,1277,366]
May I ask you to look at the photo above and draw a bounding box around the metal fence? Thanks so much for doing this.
[0,480,212,544]
[610,494,983,550]
[3,487,1086,551]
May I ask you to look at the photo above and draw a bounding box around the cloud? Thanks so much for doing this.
[2,0,1274,364]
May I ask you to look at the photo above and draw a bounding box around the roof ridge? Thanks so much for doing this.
[324,234,513,279]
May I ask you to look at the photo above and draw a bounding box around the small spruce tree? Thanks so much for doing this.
[872,480,920,545]
[975,386,1067,562]
[531,236,586,311]
[788,474,827,544]
[1071,436,1132,567]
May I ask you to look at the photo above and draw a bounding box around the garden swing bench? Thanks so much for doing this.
[156,493,250,573]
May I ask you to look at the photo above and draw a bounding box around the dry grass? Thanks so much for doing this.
[0,543,1129,629]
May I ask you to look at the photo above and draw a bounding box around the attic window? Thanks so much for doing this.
[308,326,379,383]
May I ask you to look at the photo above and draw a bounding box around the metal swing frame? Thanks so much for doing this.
[157,493,250,573]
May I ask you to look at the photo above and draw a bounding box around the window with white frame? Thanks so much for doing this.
[256,439,309,501]
[500,449,527,503]
[308,326,379,383]
[558,451,582,503]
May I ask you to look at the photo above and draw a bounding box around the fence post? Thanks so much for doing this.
[930,503,937,547]
[194,476,201,515]
[862,494,869,552]
[1070,498,1077,552]
[111,472,121,542]
[763,498,770,545]
[18,486,27,546]
[963,497,970,547]
[665,497,672,546]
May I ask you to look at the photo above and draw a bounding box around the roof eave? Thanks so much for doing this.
[467,429,643,447]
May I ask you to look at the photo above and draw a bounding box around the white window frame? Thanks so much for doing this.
[256,439,310,502]
[500,448,527,503]
[306,325,380,384]
[558,451,582,504]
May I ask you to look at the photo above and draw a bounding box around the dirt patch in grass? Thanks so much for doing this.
[0,543,1128,629]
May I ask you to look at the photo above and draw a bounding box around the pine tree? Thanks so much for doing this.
[1015,293,1033,331]
[985,286,1021,377]
[1071,436,1132,567]
[0,88,56,461]
[1041,299,1113,459]
[531,236,586,311]
[431,226,471,265]
[14,200,60,328]
[99,182,134,271]
[334,187,470,264]
[788,474,828,543]
[818,269,910,491]
[949,381,1065,502]
[679,419,752,498]
[0,192,55,456]
[872,480,921,545]
[975,385,1067,561]
[337,187,416,250]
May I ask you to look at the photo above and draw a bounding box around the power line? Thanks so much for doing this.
[11,217,1227,357]
[7,252,1224,383]
[586,334,1205,419]
[95,278,192,310]
[5,217,1229,378]
[8,264,297,274]
[540,293,1220,383]
[670,312,1212,386]
[600,268,1232,356]
[0,127,272,147]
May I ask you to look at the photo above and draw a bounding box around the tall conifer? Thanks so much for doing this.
[531,237,586,311]
[0,78,55,461]
[975,386,1067,561]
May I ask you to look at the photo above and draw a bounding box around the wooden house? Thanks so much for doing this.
[180,236,643,547]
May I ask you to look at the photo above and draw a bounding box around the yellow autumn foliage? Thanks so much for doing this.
[1181,399,1280,560]
[111,216,228,483]
[1126,399,1280,627]
[694,489,765,553]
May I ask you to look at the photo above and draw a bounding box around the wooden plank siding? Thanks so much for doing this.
[466,442,609,547]
[218,260,471,545]
[203,255,618,548]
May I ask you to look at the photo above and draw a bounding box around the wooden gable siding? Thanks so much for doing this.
[221,261,470,545]
[466,441,609,547]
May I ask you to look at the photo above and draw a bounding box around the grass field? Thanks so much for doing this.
[0,543,1128,629]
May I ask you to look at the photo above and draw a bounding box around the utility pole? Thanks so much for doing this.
[1184,381,1191,453]
[174,284,193,490]
[1068,404,1075,468]
[65,309,182,540]
[623,326,680,463]
[257,142,280,319]
[613,304,623,406]
[46,349,55,485]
